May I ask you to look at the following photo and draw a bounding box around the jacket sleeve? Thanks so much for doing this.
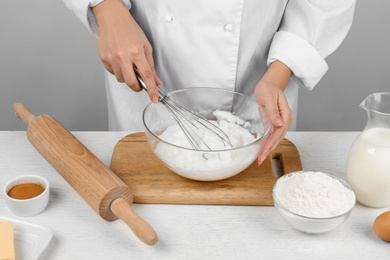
[63,0,132,36]
[267,0,356,90]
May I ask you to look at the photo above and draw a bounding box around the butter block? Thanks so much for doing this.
[0,222,15,260]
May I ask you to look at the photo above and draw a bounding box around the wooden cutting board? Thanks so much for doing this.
[110,133,302,206]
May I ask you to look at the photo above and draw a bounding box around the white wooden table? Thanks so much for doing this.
[1,131,389,259]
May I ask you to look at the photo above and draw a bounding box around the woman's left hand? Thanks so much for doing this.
[255,61,293,165]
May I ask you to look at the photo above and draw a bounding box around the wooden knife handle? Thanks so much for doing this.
[110,198,158,245]
[12,103,36,125]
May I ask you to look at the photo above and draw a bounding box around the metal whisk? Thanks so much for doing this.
[134,68,232,150]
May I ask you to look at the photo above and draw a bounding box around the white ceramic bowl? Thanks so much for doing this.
[272,171,356,234]
[3,175,50,217]
[143,88,271,181]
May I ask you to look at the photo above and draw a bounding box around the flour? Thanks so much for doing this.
[273,171,355,218]
[154,111,261,181]
[157,111,257,150]
[213,110,251,128]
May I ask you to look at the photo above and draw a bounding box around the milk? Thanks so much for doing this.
[346,127,390,207]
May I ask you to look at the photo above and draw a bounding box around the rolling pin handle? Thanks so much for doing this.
[110,198,158,246]
[12,103,36,125]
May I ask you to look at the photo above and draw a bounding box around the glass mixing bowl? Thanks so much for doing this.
[142,87,271,181]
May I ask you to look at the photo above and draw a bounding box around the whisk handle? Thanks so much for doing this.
[134,67,167,98]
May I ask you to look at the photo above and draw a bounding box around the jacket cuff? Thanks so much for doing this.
[267,31,328,90]
[66,0,132,36]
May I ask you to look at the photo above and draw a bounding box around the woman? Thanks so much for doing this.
[63,0,355,165]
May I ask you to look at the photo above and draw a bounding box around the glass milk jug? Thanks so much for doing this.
[346,93,390,207]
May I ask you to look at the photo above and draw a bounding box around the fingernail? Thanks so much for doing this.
[257,155,266,166]
[257,158,262,166]
[152,94,159,103]
[155,76,163,85]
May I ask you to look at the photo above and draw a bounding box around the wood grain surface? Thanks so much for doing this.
[110,133,302,206]
[12,103,158,245]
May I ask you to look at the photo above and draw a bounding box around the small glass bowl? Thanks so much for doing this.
[3,175,50,217]
[272,171,356,234]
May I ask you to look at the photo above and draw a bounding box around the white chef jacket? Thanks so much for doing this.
[63,0,356,131]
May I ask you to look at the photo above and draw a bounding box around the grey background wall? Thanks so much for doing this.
[1,0,389,131]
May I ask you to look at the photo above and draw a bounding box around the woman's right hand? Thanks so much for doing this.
[92,0,161,103]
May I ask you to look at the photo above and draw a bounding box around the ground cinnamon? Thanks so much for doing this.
[7,183,45,200]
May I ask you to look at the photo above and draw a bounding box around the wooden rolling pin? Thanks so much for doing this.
[12,103,158,245]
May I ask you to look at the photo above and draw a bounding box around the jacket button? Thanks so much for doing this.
[164,15,173,23]
[224,24,233,32]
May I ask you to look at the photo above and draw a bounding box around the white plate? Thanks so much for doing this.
[0,216,52,260]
